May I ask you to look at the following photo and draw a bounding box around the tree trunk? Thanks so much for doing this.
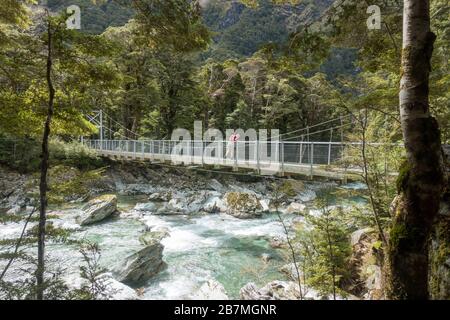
[388,0,446,299]
[36,17,55,300]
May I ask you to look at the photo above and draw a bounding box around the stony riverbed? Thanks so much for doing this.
[0,163,370,300]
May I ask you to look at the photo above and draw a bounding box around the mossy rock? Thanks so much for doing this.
[224,192,262,219]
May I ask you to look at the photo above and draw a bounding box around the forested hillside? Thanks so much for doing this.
[43,0,333,60]
[0,0,449,302]
[45,0,134,34]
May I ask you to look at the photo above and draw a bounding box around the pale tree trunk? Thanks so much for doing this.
[36,16,55,300]
[388,0,446,299]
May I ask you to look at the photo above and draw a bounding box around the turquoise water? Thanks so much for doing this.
[1,182,368,300]
[141,213,288,299]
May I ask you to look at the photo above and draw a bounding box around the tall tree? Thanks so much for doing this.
[36,12,55,300]
[388,0,447,299]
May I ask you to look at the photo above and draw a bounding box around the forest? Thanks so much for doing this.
[0,0,449,302]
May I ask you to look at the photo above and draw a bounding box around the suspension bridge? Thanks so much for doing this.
[82,111,401,182]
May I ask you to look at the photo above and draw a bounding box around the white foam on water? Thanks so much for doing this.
[0,222,36,240]
[192,214,285,238]
[162,228,219,252]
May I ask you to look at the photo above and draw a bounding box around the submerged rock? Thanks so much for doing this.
[191,279,229,300]
[224,192,262,219]
[114,241,166,285]
[78,194,118,226]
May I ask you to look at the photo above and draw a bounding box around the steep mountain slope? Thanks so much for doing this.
[41,0,333,60]
[202,0,334,60]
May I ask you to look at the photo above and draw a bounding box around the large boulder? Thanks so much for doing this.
[224,192,262,219]
[78,195,117,226]
[191,279,229,300]
[114,241,166,285]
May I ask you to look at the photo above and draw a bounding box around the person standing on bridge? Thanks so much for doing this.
[226,131,240,160]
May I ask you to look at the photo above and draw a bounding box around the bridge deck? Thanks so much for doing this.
[94,147,361,182]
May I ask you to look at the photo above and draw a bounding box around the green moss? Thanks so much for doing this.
[226,192,252,210]
[389,223,408,249]
[396,160,411,193]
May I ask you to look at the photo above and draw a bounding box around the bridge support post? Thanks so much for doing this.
[99,110,103,151]
[280,141,285,176]
[310,142,314,180]
[233,142,238,171]
[328,129,333,165]
[256,140,261,175]
[201,141,205,167]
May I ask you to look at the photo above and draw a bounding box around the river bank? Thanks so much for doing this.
[0,161,380,300]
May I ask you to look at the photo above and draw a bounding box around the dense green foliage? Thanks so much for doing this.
[0,0,449,300]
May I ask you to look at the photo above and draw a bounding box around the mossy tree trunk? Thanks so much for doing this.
[388,0,447,299]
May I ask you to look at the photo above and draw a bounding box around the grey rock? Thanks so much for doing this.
[208,179,225,192]
[114,241,166,285]
[139,230,170,245]
[285,202,306,214]
[191,279,229,300]
[224,192,262,219]
[78,195,117,226]
[240,281,302,300]
[134,202,157,212]
[149,191,172,202]
[350,228,374,247]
